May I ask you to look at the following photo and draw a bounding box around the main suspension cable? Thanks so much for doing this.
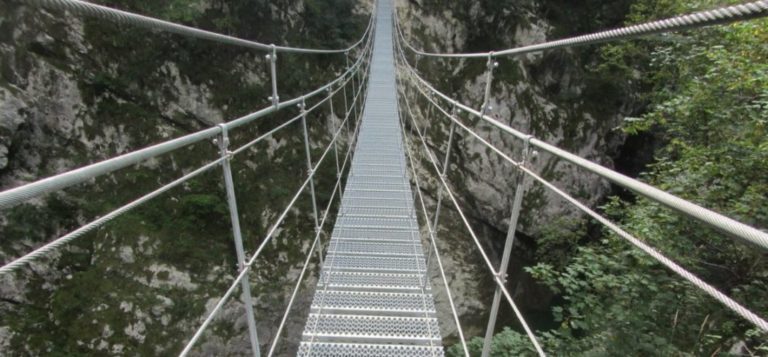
[267,48,371,357]
[397,82,469,356]
[403,67,768,333]
[394,41,546,355]
[0,31,373,211]
[0,42,370,275]
[179,45,373,357]
[393,24,768,251]
[27,0,375,54]
[397,0,768,58]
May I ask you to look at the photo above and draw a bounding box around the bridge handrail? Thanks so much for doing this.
[0,27,374,275]
[397,0,768,59]
[394,57,547,356]
[27,0,376,54]
[398,89,470,357]
[266,68,366,356]
[179,41,373,356]
[403,69,768,333]
[0,33,373,211]
[394,25,768,334]
[392,18,768,251]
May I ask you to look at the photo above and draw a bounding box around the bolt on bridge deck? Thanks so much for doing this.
[298,0,444,355]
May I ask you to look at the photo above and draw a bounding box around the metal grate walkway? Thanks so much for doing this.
[298,0,444,355]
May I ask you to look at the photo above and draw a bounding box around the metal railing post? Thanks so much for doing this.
[341,77,351,141]
[356,62,364,110]
[216,124,261,357]
[422,105,458,287]
[267,45,279,107]
[346,52,360,126]
[299,99,323,264]
[480,52,498,116]
[327,87,342,200]
[480,136,533,357]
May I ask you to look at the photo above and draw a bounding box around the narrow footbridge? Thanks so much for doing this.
[298,2,442,355]
[2,0,768,356]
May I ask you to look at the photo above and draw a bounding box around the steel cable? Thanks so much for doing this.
[403,67,768,333]
[0,31,373,210]
[267,54,370,357]
[398,0,768,58]
[302,39,372,357]
[398,82,470,356]
[399,80,547,356]
[179,45,373,356]
[26,0,375,54]
[0,40,371,275]
[393,22,768,251]
[394,33,546,355]
[0,158,222,275]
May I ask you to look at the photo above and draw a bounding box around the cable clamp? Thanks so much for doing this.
[495,271,508,283]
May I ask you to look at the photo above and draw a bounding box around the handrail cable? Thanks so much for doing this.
[0,30,373,211]
[400,60,768,333]
[0,36,373,275]
[392,18,768,251]
[393,26,544,354]
[302,37,373,357]
[179,42,373,357]
[266,109,357,357]
[396,66,546,355]
[397,0,768,58]
[26,0,375,54]
[266,42,372,357]
[397,82,469,356]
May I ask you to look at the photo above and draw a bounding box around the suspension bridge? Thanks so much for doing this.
[2,0,768,356]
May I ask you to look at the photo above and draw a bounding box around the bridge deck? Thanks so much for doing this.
[298,0,444,355]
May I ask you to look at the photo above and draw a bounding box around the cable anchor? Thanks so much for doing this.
[266,44,279,107]
[480,52,499,116]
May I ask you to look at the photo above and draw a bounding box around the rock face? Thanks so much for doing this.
[0,0,636,353]
[0,0,368,355]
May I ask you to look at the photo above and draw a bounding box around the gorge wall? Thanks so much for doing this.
[0,0,368,354]
[394,0,639,339]
[0,0,643,354]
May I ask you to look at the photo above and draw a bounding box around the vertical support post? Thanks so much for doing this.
[327,87,342,200]
[356,60,364,105]
[299,99,323,265]
[267,45,279,107]
[480,136,533,357]
[480,52,498,116]
[216,124,261,357]
[341,77,351,143]
[347,52,360,126]
[422,104,458,288]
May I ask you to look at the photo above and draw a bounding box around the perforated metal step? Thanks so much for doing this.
[297,342,445,357]
[340,207,415,219]
[345,183,411,192]
[322,254,426,273]
[332,227,418,240]
[303,314,441,344]
[317,271,431,292]
[310,290,436,316]
[327,240,425,257]
[342,189,413,201]
[343,174,406,185]
[300,0,443,353]
[339,196,413,209]
[336,216,417,229]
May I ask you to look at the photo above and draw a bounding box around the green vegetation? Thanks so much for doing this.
[449,0,768,355]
